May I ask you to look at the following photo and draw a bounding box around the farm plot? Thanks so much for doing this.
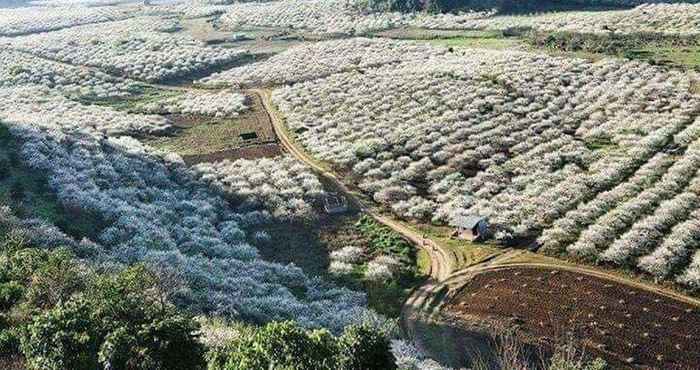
[146,91,279,163]
[445,267,700,369]
[0,5,136,36]
[200,38,447,87]
[272,39,700,289]
[6,16,248,83]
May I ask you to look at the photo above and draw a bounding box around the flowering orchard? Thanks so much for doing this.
[0,86,171,136]
[0,112,382,333]
[0,5,135,36]
[216,1,700,37]
[0,49,138,99]
[219,0,407,36]
[193,156,326,222]
[201,38,446,87]
[272,39,700,289]
[7,16,247,83]
[410,3,700,35]
[139,89,248,118]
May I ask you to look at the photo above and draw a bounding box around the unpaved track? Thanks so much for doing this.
[254,88,453,281]
[18,47,699,365]
[253,88,700,368]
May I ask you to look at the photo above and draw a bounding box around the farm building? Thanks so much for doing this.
[450,215,490,241]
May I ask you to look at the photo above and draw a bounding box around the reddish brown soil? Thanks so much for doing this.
[446,267,699,370]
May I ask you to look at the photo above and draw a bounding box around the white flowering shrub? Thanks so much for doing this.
[140,89,248,118]
[0,86,171,136]
[676,250,700,290]
[0,49,138,99]
[201,38,445,87]
[365,255,400,281]
[391,340,451,370]
[0,5,135,36]
[9,16,247,83]
[193,156,325,222]
[330,246,365,264]
[271,39,700,286]
[329,261,355,275]
[219,0,409,35]
[1,118,382,333]
[409,3,700,36]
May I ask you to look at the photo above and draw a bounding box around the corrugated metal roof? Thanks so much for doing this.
[450,215,486,229]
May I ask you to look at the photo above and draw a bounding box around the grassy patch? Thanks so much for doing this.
[147,92,277,158]
[148,116,260,156]
[417,249,431,276]
[0,125,101,240]
[75,84,182,112]
[356,215,415,263]
[625,47,700,70]
[428,36,524,50]
[410,222,499,270]
[584,137,617,152]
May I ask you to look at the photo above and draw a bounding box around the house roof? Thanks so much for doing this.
[450,215,487,229]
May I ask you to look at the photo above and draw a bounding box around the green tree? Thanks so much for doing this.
[21,297,100,370]
[338,324,396,370]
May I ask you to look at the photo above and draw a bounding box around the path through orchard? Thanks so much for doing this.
[21,42,699,366]
[254,88,700,369]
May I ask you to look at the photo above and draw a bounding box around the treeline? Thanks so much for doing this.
[527,30,700,54]
[0,230,395,370]
[361,0,700,13]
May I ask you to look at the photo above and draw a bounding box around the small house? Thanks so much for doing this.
[450,215,490,241]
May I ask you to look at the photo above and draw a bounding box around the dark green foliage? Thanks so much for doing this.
[209,321,394,370]
[0,283,23,311]
[21,298,101,370]
[356,215,413,262]
[98,315,205,370]
[209,321,339,370]
[360,0,422,12]
[338,325,396,370]
[0,328,20,356]
[0,236,206,370]
[528,30,699,55]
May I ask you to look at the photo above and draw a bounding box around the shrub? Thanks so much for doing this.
[21,297,101,370]
[0,283,23,311]
[338,324,396,370]
[98,315,205,370]
[209,321,395,370]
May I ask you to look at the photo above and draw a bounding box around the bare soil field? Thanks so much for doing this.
[445,267,700,369]
[182,143,282,165]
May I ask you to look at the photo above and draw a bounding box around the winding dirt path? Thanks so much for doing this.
[252,87,700,368]
[254,88,454,281]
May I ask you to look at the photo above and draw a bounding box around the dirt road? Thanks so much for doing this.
[253,87,700,369]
